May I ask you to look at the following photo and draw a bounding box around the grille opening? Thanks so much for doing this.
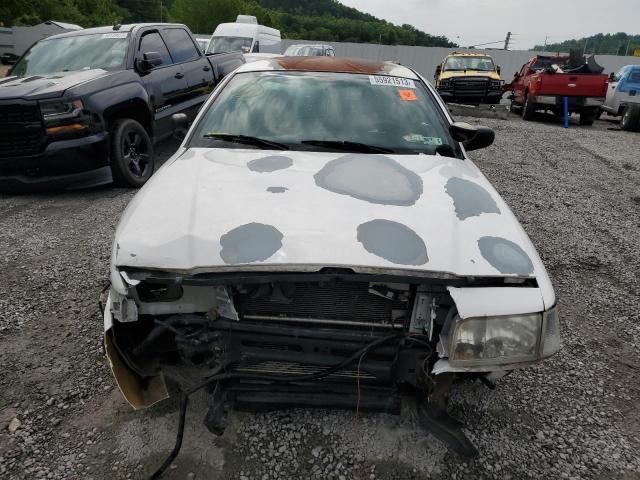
[235,280,409,326]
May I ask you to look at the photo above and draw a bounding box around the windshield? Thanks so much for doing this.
[285,46,324,56]
[11,33,129,77]
[189,71,457,156]
[444,56,495,72]
[207,36,253,54]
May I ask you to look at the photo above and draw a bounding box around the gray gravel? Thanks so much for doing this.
[1,115,640,480]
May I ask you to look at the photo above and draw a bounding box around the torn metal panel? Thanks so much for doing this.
[447,286,544,319]
[432,358,531,375]
[104,330,169,409]
[103,293,168,408]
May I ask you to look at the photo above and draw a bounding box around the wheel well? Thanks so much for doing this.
[104,100,153,140]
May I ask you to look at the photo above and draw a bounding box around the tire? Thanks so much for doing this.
[110,119,154,187]
[620,105,640,132]
[579,108,597,126]
[510,101,523,114]
[522,93,536,121]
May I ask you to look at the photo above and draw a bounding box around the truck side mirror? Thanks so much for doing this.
[450,122,495,152]
[496,65,501,75]
[513,72,520,79]
[434,65,442,78]
[609,72,616,82]
[137,52,163,72]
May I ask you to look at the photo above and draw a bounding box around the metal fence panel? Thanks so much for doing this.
[280,39,640,83]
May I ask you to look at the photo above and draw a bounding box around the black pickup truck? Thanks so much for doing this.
[0,23,244,189]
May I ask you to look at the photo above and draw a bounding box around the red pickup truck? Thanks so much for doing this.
[507,55,608,125]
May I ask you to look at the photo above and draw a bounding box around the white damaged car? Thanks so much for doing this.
[104,57,560,462]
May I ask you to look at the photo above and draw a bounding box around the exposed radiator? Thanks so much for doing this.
[234,281,408,325]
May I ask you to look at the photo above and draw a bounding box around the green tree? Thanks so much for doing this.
[170,0,242,34]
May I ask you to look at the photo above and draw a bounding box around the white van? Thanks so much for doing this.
[207,15,281,55]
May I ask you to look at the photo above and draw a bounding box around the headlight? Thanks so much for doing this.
[490,80,503,89]
[448,306,561,367]
[439,80,451,89]
[40,99,84,122]
[449,313,542,367]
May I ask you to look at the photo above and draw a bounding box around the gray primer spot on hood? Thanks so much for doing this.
[220,223,283,264]
[445,177,500,220]
[267,186,288,193]
[478,236,534,275]
[314,154,423,206]
[357,219,428,265]
[248,155,293,173]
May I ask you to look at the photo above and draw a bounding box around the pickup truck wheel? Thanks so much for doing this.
[579,108,597,126]
[110,119,154,187]
[620,105,640,132]
[522,94,536,121]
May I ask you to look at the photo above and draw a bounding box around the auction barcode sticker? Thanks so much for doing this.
[369,75,416,88]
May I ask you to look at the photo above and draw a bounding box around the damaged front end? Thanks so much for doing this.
[103,268,560,457]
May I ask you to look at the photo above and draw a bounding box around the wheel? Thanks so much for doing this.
[509,100,523,114]
[579,108,597,126]
[110,119,154,187]
[522,93,536,120]
[620,105,640,132]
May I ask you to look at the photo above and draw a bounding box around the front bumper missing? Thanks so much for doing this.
[104,293,168,409]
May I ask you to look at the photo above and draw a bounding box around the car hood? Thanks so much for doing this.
[114,148,553,302]
[0,69,109,99]
[440,71,501,81]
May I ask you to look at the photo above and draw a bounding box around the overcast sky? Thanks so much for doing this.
[339,0,640,50]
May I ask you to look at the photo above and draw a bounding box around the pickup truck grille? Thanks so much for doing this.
[0,103,45,156]
[235,281,408,327]
[451,78,489,95]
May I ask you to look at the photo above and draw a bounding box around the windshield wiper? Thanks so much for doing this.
[300,140,394,154]
[202,133,290,150]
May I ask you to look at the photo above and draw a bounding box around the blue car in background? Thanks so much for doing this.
[602,64,640,131]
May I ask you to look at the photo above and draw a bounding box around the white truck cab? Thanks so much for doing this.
[207,15,281,55]
[602,65,640,131]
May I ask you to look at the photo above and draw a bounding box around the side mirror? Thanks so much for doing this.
[513,72,520,79]
[435,65,442,78]
[609,72,616,82]
[137,51,163,72]
[450,122,495,152]
[496,65,501,75]
[172,113,189,139]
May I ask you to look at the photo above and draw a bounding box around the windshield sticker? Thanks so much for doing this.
[398,89,417,101]
[101,33,128,39]
[403,134,443,146]
[369,75,416,89]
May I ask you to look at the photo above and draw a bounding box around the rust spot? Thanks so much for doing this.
[275,56,390,74]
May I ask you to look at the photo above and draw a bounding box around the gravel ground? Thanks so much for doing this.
[1,114,639,480]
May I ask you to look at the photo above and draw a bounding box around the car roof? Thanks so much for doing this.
[235,56,419,79]
[43,23,186,40]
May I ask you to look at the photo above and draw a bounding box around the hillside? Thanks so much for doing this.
[534,32,640,56]
[169,0,456,46]
[0,0,456,48]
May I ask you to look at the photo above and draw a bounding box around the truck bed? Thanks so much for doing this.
[534,72,608,98]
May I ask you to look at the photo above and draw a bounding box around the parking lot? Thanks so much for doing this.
[1,112,639,480]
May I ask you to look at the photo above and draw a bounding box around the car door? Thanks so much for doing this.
[137,29,188,139]
[161,27,215,118]
[604,68,623,112]
[512,63,528,103]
